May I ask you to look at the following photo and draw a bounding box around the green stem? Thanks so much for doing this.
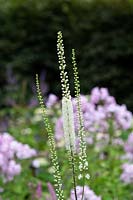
[77,99,86,200]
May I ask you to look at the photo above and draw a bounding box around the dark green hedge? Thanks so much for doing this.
[1,0,133,109]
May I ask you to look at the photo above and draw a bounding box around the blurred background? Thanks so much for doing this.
[0,0,133,110]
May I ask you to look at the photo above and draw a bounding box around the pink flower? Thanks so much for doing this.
[120,163,133,184]
[124,132,133,154]
[35,182,42,199]
[55,117,64,141]
[46,94,58,108]
[0,132,37,182]
[90,87,101,104]
[47,182,57,200]
[70,186,101,200]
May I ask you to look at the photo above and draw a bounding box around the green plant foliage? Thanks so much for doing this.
[0,106,132,199]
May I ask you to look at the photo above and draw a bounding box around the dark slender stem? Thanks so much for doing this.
[80,144,85,200]
[81,184,85,200]
[70,149,78,200]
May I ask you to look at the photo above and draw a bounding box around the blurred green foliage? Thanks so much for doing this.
[0,0,133,109]
[0,106,132,199]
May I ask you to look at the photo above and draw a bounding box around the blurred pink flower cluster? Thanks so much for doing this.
[46,94,58,108]
[46,183,101,200]
[0,132,36,182]
[120,132,133,184]
[54,87,132,142]
[124,132,133,155]
[70,186,101,200]
[120,163,133,184]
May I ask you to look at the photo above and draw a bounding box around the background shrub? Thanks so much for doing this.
[0,0,133,109]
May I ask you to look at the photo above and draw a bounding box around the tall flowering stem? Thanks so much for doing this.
[62,97,78,200]
[36,74,64,200]
[57,31,78,200]
[72,49,90,200]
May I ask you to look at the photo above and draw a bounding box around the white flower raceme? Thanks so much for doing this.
[72,49,90,181]
[62,97,76,152]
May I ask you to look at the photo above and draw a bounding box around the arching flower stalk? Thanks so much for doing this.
[36,74,64,200]
[57,31,78,200]
[72,49,90,200]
